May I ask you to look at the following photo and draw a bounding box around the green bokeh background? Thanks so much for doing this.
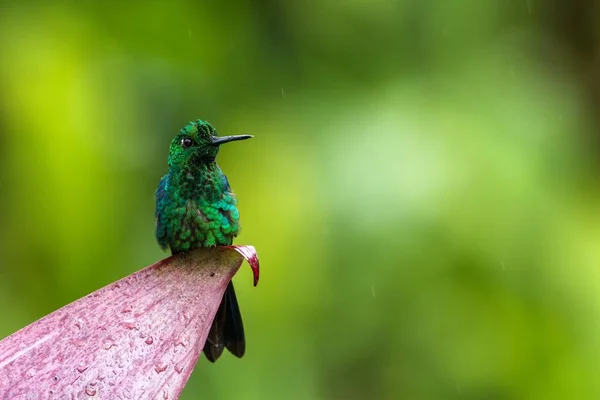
[2,1,600,399]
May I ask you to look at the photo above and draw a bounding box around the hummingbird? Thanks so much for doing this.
[154,119,252,362]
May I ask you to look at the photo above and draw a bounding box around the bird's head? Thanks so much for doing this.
[167,119,252,168]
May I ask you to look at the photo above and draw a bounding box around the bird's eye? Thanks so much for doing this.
[181,138,193,148]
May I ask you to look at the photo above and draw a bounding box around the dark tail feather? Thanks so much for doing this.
[223,282,246,357]
[203,282,246,362]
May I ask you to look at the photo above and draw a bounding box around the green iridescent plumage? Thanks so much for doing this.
[154,119,252,362]
[155,120,244,251]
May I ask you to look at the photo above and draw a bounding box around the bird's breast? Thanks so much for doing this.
[162,192,239,252]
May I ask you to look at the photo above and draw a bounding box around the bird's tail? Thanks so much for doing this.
[203,281,246,362]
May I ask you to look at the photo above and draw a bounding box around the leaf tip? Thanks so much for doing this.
[229,245,260,286]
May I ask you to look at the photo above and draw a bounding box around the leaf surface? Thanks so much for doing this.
[0,245,259,399]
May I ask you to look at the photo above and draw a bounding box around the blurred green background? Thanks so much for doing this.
[2,1,600,399]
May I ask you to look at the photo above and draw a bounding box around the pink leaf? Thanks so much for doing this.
[0,245,259,399]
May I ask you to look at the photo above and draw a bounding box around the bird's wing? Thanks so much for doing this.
[220,172,232,192]
[154,175,170,251]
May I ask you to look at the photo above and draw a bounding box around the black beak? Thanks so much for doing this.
[211,134,253,146]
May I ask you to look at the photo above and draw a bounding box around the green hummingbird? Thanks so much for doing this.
[154,119,252,362]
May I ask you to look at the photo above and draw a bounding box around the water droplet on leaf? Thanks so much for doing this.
[122,318,139,330]
[103,339,115,350]
[76,363,88,373]
[85,384,97,396]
